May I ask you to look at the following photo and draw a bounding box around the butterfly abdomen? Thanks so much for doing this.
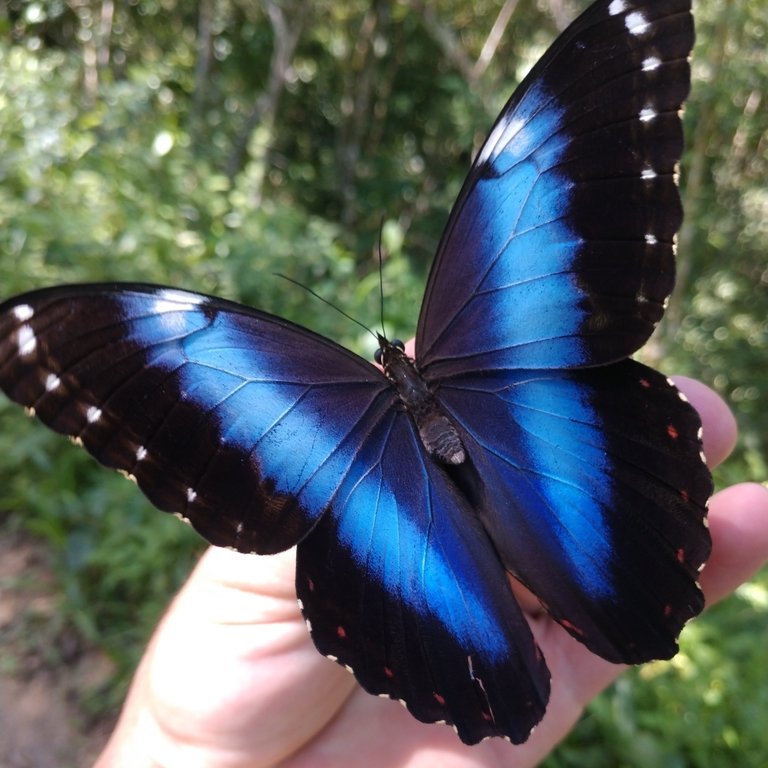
[416,409,466,466]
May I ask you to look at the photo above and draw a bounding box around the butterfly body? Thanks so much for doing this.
[377,336,466,465]
[0,0,712,745]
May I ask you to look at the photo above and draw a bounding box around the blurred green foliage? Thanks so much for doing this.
[0,0,765,761]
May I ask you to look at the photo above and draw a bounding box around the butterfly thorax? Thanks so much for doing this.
[376,335,466,466]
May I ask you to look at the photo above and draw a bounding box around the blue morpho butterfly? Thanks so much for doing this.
[0,0,711,745]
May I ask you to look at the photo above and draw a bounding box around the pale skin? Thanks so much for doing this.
[95,347,768,768]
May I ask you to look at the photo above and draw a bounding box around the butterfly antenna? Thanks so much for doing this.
[378,220,387,339]
[274,273,378,342]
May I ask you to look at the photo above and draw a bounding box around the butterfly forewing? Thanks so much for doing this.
[0,285,392,555]
[417,0,693,376]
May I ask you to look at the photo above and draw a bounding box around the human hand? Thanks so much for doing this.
[95,377,768,768]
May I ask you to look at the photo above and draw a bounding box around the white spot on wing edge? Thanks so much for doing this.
[118,468,137,484]
[152,288,206,315]
[17,325,36,356]
[86,405,102,423]
[13,304,34,322]
[625,11,650,36]
[608,0,627,16]
[642,56,662,72]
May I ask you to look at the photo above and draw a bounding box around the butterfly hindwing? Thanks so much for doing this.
[435,360,711,663]
[417,0,693,376]
[0,284,393,555]
[296,411,550,744]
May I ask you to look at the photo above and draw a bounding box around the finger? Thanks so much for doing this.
[700,482,768,605]
[671,376,737,468]
[144,546,357,762]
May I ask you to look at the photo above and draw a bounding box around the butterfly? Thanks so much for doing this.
[0,0,711,745]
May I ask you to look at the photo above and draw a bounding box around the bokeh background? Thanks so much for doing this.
[0,1,765,765]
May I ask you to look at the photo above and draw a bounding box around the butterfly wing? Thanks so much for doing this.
[417,0,693,375]
[436,361,711,663]
[296,410,550,744]
[0,283,550,744]
[415,0,711,662]
[0,284,394,554]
